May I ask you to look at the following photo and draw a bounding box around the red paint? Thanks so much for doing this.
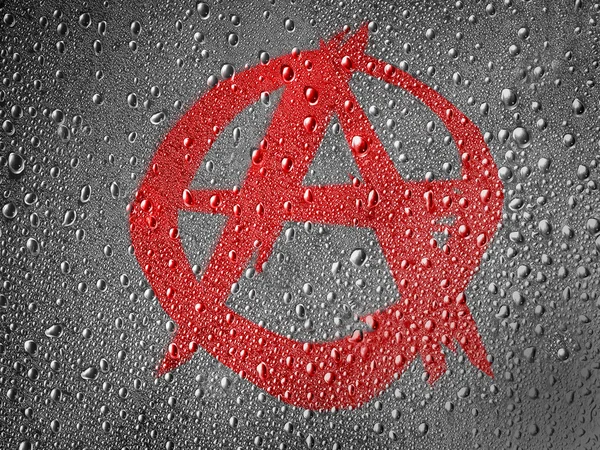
[129,25,503,410]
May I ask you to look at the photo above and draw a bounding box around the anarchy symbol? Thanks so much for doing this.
[130,24,504,410]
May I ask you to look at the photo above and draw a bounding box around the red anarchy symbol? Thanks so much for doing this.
[130,25,504,410]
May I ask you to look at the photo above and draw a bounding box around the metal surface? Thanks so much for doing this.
[1,0,599,449]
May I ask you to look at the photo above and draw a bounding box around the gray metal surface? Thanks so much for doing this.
[1,0,599,449]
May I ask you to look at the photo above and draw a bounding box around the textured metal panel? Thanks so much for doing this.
[1,1,599,449]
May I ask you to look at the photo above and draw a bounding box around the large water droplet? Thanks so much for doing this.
[350,248,367,267]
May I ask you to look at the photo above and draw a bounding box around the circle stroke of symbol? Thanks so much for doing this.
[129,25,504,411]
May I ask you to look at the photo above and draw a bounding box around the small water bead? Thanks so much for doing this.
[57,125,70,141]
[207,75,218,87]
[281,157,293,173]
[150,112,165,125]
[127,93,138,108]
[197,2,210,19]
[110,182,120,199]
[295,304,306,319]
[130,21,141,36]
[304,87,318,105]
[500,88,518,109]
[227,32,238,46]
[51,108,65,123]
[26,237,40,256]
[57,22,69,36]
[45,324,63,338]
[538,220,552,235]
[80,185,91,203]
[498,167,513,181]
[284,18,295,32]
[24,340,38,355]
[8,152,25,174]
[220,376,231,389]
[572,98,585,115]
[508,44,520,56]
[351,136,368,156]
[81,366,99,380]
[3,119,14,135]
[302,283,313,296]
[563,133,576,147]
[538,157,551,173]
[585,218,599,235]
[517,26,529,39]
[63,210,76,227]
[221,64,235,79]
[557,348,570,361]
[281,65,294,82]
[259,51,270,64]
[512,127,531,148]
[2,202,17,219]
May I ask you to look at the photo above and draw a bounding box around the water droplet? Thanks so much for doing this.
[197,2,210,19]
[305,87,318,105]
[557,348,570,361]
[351,136,368,156]
[586,218,599,235]
[2,202,17,219]
[80,185,92,203]
[227,32,238,46]
[501,88,518,109]
[63,210,76,227]
[24,340,38,355]
[130,20,141,36]
[563,133,576,147]
[284,18,295,32]
[26,237,40,256]
[281,65,294,82]
[57,125,70,141]
[572,98,585,115]
[512,127,531,148]
[45,324,63,338]
[127,93,138,108]
[78,13,91,28]
[110,182,120,199]
[81,366,99,380]
[8,152,25,175]
[150,112,165,125]
[221,64,235,79]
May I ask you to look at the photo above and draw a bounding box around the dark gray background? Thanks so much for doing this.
[1,0,599,449]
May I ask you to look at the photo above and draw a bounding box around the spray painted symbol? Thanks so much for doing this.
[130,25,503,410]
